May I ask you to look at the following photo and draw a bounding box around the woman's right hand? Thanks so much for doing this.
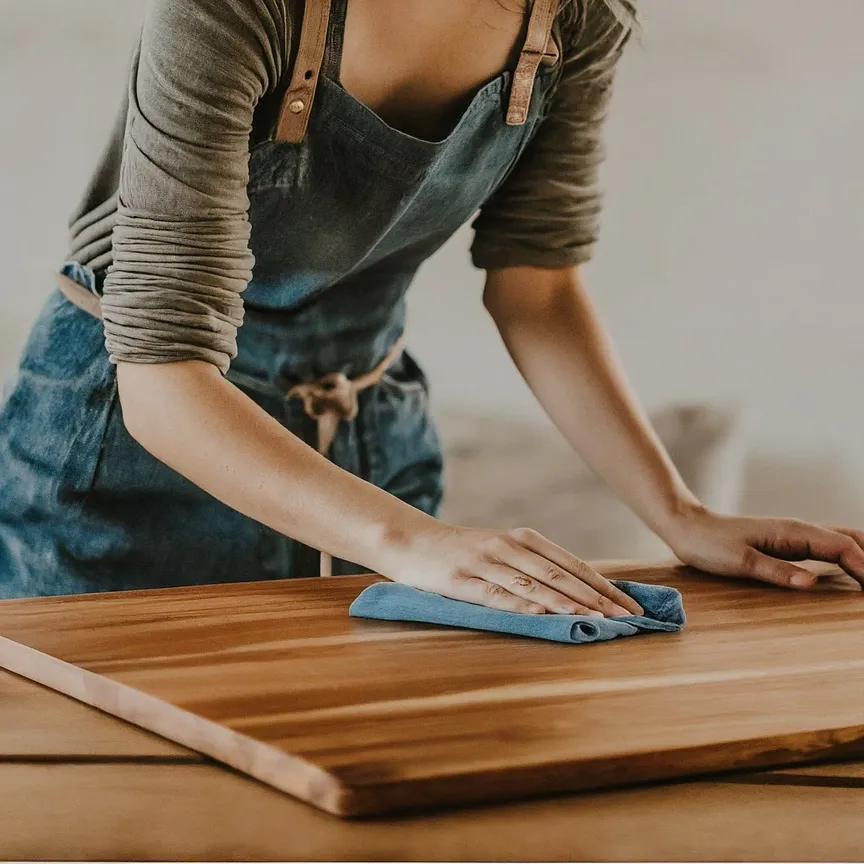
[379,524,644,617]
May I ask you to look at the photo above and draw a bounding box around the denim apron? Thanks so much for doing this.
[0,0,561,597]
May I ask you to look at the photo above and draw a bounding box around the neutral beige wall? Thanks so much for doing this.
[2,1,862,522]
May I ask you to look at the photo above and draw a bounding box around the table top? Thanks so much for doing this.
[3,668,864,861]
[1,562,863,818]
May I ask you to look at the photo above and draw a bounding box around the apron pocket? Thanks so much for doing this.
[64,376,119,505]
[1,285,118,511]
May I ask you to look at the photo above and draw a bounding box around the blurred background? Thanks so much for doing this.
[2,0,862,559]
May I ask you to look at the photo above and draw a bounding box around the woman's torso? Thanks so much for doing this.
[68,0,563,387]
[237,0,561,385]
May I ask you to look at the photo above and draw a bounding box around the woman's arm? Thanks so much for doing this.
[118,360,642,617]
[471,2,864,593]
[484,265,864,590]
[118,361,423,567]
[483,266,699,537]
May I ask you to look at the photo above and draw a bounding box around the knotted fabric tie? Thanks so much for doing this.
[287,336,407,577]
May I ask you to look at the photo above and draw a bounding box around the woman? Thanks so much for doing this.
[1,0,862,609]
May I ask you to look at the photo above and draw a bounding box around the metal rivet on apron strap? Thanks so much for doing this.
[275,0,333,143]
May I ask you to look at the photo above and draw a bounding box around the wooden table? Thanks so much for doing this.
[2,562,864,860]
[2,669,864,861]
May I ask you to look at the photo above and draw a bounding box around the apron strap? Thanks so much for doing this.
[279,0,557,141]
[275,0,333,143]
[506,0,561,126]
[56,272,103,319]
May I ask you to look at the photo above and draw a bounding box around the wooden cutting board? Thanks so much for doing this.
[1,562,863,818]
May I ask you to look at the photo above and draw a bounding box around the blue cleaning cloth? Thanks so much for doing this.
[349,580,685,644]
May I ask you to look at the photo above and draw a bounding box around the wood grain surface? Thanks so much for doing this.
[5,760,864,862]
[1,562,863,817]
[4,667,864,862]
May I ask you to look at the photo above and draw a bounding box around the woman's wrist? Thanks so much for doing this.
[348,493,443,576]
[643,491,712,551]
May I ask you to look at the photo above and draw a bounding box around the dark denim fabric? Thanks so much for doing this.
[349,581,687,644]
[0,0,559,597]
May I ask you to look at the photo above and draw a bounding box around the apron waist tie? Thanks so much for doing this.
[286,333,406,578]
[57,271,103,318]
[58,270,405,580]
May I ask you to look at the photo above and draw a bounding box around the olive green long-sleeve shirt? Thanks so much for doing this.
[67,0,631,373]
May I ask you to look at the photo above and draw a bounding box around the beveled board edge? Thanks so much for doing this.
[335,726,864,817]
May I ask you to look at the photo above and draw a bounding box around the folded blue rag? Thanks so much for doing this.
[349,580,685,644]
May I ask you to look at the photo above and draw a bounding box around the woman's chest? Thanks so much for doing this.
[339,0,528,141]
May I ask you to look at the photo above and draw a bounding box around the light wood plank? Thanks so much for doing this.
[1,761,864,862]
[1,563,863,816]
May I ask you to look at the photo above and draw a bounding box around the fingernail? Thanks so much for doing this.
[529,604,547,614]
[612,605,631,617]
[588,610,604,618]
[791,573,815,588]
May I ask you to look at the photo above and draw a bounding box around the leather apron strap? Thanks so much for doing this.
[506,0,561,126]
[277,0,559,142]
[275,0,333,143]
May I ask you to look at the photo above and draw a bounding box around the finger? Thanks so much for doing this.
[781,524,864,588]
[449,574,546,615]
[829,526,864,560]
[741,548,818,590]
[480,564,604,617]
[508,528,644,615]
[497,537,634,617]
[517,550,633,617]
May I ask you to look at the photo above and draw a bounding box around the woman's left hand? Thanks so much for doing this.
[664,506,864,590]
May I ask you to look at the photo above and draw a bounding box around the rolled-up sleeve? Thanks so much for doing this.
[101,0,287,373]
[470,7,632,270]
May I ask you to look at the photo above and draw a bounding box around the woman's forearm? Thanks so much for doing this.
[116,361,434,569]
[484,266,703,544]
[113,358,645,616]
